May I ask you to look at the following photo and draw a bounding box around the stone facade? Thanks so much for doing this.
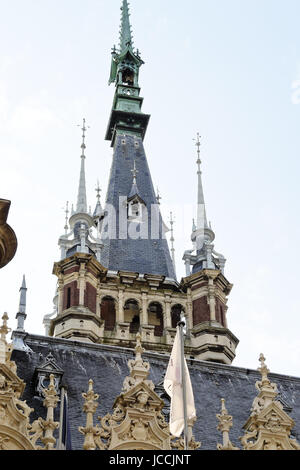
[49,253,237,363]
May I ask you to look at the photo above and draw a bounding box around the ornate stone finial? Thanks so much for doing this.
[217,399,239,451]
[258,353,270,386]
[0,313,11,365]
[123,333,151,392]
[79,379,102,451]
[0,313,10,341]
[41,374,59,450]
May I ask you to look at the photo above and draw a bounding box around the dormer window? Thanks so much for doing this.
[128,198,144,222]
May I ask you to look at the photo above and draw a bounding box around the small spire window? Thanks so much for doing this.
[122,69,134,86]
[128,198,144,222]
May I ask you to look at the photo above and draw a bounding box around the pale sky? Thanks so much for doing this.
[0,0,300,377]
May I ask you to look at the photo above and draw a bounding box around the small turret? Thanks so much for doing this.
[181,135,238,364]
[58,119,103,262]
[183,134,226,277]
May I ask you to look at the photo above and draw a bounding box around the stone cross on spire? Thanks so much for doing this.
[76,119,90,214]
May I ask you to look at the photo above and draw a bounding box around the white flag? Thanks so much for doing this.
[164,327,196,437]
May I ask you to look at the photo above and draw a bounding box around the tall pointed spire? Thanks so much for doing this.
[57,119,103,262]
[195,133,208,231]
[76,119,89,214]
[183,136,226,276]
[119,0,133,53]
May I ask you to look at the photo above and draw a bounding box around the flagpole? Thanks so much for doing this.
[178,320,189,450]
[58,385,65,450]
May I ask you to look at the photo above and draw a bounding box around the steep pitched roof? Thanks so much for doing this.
[100,134,176,279]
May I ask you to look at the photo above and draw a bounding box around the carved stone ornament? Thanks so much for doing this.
[216,399,239,450]
[79,334,171,450]
[240,354,300,451]
[79,333,201,451]
[34,352,64,397]
[0,314,59,450]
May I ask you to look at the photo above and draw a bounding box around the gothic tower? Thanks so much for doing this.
[46,0,238,364]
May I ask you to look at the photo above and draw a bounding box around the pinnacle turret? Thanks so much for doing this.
[183,136,226,277]
[58,120,103,262]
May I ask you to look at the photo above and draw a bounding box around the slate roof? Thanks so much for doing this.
[12,334,300,451]
[100,134,176,279]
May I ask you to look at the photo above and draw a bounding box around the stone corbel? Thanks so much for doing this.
[118,271,139,285]
[144,274,165,291]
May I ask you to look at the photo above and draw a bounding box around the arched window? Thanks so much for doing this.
[101,297,116,331]
[148,302,163,337]
[171,304,184,329]
[122,69,134,85]
[124,299,140,334]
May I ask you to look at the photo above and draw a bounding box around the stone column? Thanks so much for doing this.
[164,296,172,328]
[186,288,193,333]
[78,263,86,306]
[96,282,101,318]
[57,276,64,315]
[208,278,216,321]
[118,288,125,323]
[141,291,148,325]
